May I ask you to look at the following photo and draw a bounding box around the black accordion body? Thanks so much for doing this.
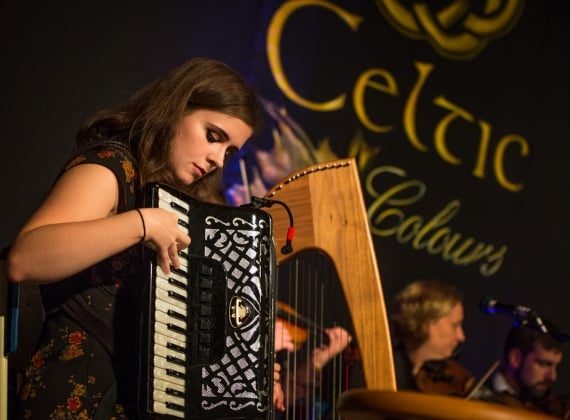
[137,183,276,419]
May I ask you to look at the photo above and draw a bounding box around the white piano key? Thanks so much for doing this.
[153,342,186,363]
[154,320,186,342]
[158,189,189,213]
[154,309,187,332]
[153,401,185,418]
[156,272,189,295]
[156,263,189,282]
[153,389,185,407]
[154,329,186,351]
[153,365,185,387]
[158,195,190,229]
[155,298,188,320]
[153,376,185,395]
[155,288,186,312]
[178,252,189,265]
[153,355,186,376]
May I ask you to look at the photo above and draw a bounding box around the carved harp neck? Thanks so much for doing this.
[263,158,396,390]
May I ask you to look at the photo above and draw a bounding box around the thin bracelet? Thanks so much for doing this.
[135,208,146,242]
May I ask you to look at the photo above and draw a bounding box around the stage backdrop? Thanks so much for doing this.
[1,0,569,394]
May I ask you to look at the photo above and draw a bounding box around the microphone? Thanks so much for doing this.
[479,297,552,334]
[479,297,536,318]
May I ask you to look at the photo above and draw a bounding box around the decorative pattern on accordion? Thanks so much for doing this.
[200,213,271,411]
[139,183,275,420]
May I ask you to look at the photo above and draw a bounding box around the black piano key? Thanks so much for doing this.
[167,277,187,290]
[169,201,188,215]
[178,250,189,259]
[166,368,186,380]
[166,401,186,412]
[166,388,185,399]
[167,290,186,303]
[178,218,189,229]
[166,342,186,354]
[166,355,185,366]
[167,323,186,335]
[171,267,188,277]
[167,309,187,321]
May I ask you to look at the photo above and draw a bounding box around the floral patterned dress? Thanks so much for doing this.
[16,142,142,419]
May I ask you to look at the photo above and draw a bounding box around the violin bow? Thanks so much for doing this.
[464,360,501,400]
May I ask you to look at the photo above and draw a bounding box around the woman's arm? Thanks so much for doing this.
[7,164,190,284]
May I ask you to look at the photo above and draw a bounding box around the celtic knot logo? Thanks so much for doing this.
[375,0,525,60]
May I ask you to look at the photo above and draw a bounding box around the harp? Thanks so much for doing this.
[262,158,396,392]
[261,159,557,420]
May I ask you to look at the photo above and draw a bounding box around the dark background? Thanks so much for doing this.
[2,0,569,395]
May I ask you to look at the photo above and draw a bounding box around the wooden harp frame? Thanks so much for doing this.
[263,158,396,391]
[262,159,558,420]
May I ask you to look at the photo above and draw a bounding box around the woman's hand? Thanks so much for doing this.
[137,208,190,273]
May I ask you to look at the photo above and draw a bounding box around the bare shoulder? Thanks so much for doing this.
[23,164,120,230]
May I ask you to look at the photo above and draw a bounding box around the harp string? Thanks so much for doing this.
[277,253,349,419]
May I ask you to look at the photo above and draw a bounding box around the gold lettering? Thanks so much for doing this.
[452,242,495,265]
[267,0,362,111]
[403,61,434,152]
[353,68,398,132]
[480,246,507,276]
[371,209,405,236]
[426,227,453,254]
[397,215,423,243]
[433,96,475,165]
[473,119,492,179]
[412,200,461,250]
[441,232,464,260]
[366,166,508,276]
[366,166,425,236]
[494,134,529,192]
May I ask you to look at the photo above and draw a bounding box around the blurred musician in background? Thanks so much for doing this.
[483,321,570,418]
[275,317,352,417]
[390,279,468,392]
[5,57,263,418]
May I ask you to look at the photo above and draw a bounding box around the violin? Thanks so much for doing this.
[275,301,329,350]
[530,393,570,419]
[486,390,570,419]
[415,359,570,418]
[415,358,476,397]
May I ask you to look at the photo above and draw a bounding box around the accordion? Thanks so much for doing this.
[137,183,276,419]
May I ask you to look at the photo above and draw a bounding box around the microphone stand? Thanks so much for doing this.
[514,314,570,342]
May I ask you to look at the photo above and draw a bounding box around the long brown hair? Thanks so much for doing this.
[76,57,262,201]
